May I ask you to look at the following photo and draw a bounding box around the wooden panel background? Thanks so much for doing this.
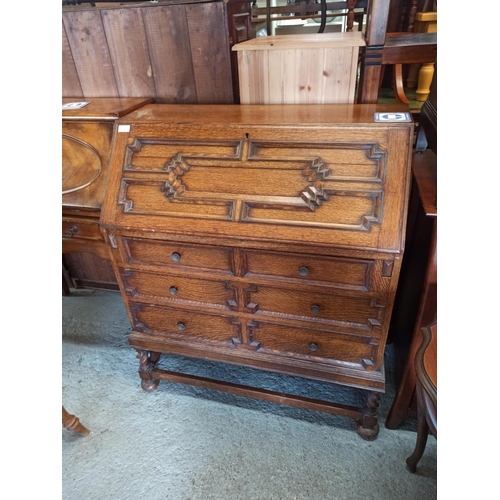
[237,47,360,104]
[62,1,234,104]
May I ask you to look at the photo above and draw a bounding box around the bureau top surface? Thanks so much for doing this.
[62,97,153,121]
[116,103,412,128]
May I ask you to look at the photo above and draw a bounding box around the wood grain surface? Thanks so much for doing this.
[62,2,234,104]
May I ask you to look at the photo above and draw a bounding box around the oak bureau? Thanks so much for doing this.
[100,104,413,438]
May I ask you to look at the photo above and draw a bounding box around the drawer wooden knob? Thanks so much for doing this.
[62,225,79,239]
[171,252,181,262]
[310,304,320,314]
[177,322,185,330]
[309,342,318,352]
[169,286,178,295]
[298,266,309,276]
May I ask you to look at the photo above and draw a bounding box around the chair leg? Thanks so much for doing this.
[415,62,435,102]
[393,64,410,104]
[62,406,90,436]
[406,386,429,472]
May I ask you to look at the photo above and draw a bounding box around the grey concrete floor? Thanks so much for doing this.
[62,289,437,500]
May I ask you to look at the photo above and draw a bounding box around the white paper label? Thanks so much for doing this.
[62,101,90,110]
[118,125,131,132]
[374,112,412,122]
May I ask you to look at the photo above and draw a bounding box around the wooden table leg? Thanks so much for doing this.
[357,391,381,440]
[62,406,90,436]
[406,320,437,472]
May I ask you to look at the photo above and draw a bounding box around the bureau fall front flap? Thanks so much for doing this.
[101,104,413,253]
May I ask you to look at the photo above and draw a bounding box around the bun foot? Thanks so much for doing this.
[141,377,159,392]
[136,350,160,392]
[357,421,380,440]
[357,390,381,440]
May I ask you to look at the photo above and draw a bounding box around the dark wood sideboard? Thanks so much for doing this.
[100,104,414,438]
[62,97,153,292]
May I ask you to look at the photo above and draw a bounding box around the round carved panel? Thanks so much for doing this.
[62,134,102,194]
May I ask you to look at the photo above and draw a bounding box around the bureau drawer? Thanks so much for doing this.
[246,285,385,332]
[244,249,373,291]
[130,303,241,346]
[120,237,233,274]
[120,269,236,310]
[62,218,102,241]
[249,321,378,369]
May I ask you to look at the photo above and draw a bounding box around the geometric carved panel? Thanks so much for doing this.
[120,138,387,231]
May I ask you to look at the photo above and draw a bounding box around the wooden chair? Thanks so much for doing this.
[62,406,90,436]
[406,320,437,472]
[406,10,437,102]
[357,0,436,105]
[388,0,437,104]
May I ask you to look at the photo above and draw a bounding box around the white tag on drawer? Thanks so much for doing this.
[118,125,131,132]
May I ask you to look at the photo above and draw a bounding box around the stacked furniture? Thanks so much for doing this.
[62,97,153,292]
[100,103,414,438]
